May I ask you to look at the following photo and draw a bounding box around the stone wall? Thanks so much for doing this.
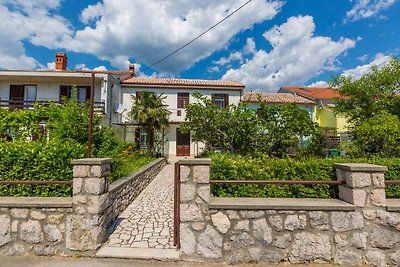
[0,157,166,256]
[106,158,167,229]
[179,159,400,266]
[0,198,72,256]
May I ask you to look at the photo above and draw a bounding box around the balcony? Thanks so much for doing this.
[0,99,106,114]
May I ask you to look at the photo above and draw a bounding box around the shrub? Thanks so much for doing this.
[0,140,85,197]
[0,100,155,197]
[209,153,400,198]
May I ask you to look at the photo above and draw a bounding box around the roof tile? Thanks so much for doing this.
[243,92,316,105]
[121,77,244,88]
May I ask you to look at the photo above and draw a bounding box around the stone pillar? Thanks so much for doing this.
[334,163,387,208]
[66,158,111,252]
[179,159,212,259]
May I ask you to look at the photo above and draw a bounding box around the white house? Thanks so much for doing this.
[119,77,244,157]
[0,53,134,126]
[0,53,245,157]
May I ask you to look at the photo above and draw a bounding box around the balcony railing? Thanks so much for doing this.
[0,99,105,114]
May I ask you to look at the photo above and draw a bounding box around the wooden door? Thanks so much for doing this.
[9,85,24,108]
[176,128,190,156]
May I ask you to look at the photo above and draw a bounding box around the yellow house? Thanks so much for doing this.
[278,86,350,139]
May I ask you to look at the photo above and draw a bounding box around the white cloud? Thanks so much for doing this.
[80,2,104,24]
[346,0,397,22]
[0,1,72,69]
[94,65,107,71]
[342,53,390,77]
[357,54,369,61]
[213,51,243,66]
[244,37,256,55]
[47,62,55,70]
[75,63,87,70]
[207,66,220,73]
[222,16,356,92]
[63,0,284,72]
[308,81,329,87]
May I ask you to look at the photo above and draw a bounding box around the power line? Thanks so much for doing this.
[348,53,400,80]
[141,0,255,72]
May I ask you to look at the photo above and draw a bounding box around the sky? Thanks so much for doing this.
[0,0,399,92]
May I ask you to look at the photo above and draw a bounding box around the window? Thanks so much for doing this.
[24,85,37,101]
[60,86,90,102]
[212,94,229,108]
[78,87,91,102]
[177,92,189,109]
[59,85,71,100]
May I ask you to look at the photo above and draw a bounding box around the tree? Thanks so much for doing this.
[182,93,320,157]
[345,111,400,157]
[127,92,170,155]
[333,57,400,126]
[181,93,259,154]
[256,103,320,157]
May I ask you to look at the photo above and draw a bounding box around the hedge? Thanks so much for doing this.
[210,153,400,198]
[0,141,154,197]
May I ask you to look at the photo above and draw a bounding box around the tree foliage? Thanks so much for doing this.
[344,111,400,157]
[333,57,400,126]
[181,92,320,157]
[127,92,170,155]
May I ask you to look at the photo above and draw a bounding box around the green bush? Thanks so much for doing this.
[210,153,400,198]
[0,100,155,197]
[0,140,85,197]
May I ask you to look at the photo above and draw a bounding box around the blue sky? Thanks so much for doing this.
[0,0,399,91]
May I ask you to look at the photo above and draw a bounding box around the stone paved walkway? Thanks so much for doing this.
[103,164,174,249]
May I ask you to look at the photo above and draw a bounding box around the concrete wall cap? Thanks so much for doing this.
[334,163,387,172]
[0,197,72,208]
[178,158,211,165]
[71,158,112,165]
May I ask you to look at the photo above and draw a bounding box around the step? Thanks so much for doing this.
[96,246,180,261]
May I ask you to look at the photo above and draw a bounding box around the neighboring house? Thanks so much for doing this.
[119,77,244,157]
[242,91,317,121]
[0,53,134,125]
[278,86,350,139]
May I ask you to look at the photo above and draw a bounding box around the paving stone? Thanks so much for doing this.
[102,164,175,249]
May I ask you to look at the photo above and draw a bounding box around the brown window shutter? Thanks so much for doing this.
[224,94,229,107]
[211,94,215,105]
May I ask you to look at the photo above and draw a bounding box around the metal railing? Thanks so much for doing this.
[0,99,105,114]
[0,180,72,185]
[173,162,181,248]
[209,180,345,185]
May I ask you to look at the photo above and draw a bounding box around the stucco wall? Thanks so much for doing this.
[0,81,103,102]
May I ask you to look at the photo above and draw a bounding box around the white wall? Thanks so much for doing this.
[0,81,103,102]
[121,86,242,156]
[121,86,242,123]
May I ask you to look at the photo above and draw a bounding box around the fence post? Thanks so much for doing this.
[66,158,111,252]
[178,159,211,258]
[334,163,387,208]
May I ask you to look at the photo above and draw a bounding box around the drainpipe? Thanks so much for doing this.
[87,72,95,158]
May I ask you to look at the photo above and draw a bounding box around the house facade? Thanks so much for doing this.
[278,86,350,139]
[0,53,134,126]
[118,77,244,157]
[0,53,245,158]
[242,91,317,121]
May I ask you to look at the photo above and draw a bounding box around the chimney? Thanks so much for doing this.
[55,53,67,70]
[129,64,135,77]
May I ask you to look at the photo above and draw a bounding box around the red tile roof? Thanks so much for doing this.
[280,86,341,100]
[243,92,316,105]
[121,77,244,89]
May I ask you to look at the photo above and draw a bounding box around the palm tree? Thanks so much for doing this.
[128,92,170,155]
